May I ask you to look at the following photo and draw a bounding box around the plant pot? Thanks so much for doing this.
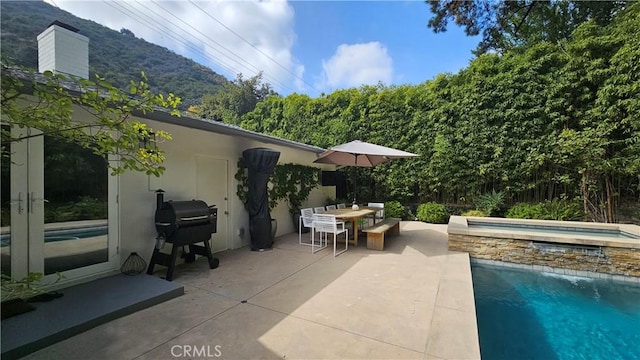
[1,298,36,320]
[292,213,309,233]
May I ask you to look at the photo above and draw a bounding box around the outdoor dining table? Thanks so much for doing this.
[324,207,379,247]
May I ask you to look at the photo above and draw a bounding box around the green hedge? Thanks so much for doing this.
[506,203,545,219]
[461,210,488,217]
[416,202,449,224]
[506,199,583,221]
[384,201,405,219]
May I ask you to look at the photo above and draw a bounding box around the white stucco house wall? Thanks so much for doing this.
[3,21,335,287]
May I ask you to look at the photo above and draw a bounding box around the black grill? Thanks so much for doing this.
[155,200,217,239]
[147,191,219,281]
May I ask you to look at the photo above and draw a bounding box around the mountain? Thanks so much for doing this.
[0,0,229,108]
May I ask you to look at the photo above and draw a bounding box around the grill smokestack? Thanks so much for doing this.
[37,20,89,79]
[156,189,165,211]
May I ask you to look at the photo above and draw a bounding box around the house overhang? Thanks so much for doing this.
[140,108,325,154]
[5,67,326,155]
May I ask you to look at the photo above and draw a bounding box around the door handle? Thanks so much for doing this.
[29,192,49,213]
[10,192,24,214]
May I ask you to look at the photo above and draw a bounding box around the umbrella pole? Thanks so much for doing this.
[353,154,358,205]
[353,166,357,205]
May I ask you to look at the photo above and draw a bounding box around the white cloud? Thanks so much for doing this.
[319,42,393,91]
[44,0,304,94]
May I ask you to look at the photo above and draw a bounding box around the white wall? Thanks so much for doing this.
[118,117,331,263]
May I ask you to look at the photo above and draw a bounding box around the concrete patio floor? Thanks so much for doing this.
[21,221,480,360]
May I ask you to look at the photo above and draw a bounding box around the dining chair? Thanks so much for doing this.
[326,205,337,211]
[336,203,346,209]
[313,206,326,214]
[298,208,315,246]
[312,213,348,257]
[367,202,385,225]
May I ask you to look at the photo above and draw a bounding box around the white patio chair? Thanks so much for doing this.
[326,205,337,211]
[313,206,326,214]
[298,208,315,246]
[367,202,385,225]
[312,214,348,257]
[336,203,346,209]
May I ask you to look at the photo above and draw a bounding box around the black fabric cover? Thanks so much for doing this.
[242,148,280,250]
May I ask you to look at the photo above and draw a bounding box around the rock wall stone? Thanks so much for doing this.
[449,234,640,277]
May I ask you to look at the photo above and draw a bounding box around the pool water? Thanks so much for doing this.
[0,226,107,247]
[472,264,640,360]
[468,221,638,240]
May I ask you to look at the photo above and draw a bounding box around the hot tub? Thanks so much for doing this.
[447,216,640,278]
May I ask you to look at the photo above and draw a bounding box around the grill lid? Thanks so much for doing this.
[156,200,212,232]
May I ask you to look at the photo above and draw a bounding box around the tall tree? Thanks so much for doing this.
[426,0,628,54]
[195,72,276,124]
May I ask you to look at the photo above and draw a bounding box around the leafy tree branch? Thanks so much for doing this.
[1,61,181,176]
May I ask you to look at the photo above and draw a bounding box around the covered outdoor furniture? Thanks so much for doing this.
[298,208,316,246]
[242,148,280,251]
[312,214,348,257]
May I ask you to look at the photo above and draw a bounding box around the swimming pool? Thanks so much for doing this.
[0,226,108,247]
[472,263,640,360]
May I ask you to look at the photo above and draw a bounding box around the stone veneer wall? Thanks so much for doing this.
[449,234,640,278]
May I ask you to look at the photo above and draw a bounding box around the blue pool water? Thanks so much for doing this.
[0,226,107,247]
[472,264,640,360]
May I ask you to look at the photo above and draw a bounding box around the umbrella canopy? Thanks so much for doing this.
[313,140,418,203]
[313,140,418,168]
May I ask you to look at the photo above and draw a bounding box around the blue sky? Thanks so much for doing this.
[46,1,479,97]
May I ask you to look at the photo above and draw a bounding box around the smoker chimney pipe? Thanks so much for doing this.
[156,189,165,211]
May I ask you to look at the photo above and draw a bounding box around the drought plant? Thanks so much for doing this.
[473,190,505,216]
[416,202,449,224]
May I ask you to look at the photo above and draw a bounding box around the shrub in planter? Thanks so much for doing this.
[461,210,488,217]
[506,203,545,219]
[416,202,449,224]
[541,198,584,221]
[473,190,505,216]
[507,199,583,221]
[384,201,405,219]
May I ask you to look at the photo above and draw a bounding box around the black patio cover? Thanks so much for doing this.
[242,148,280,251]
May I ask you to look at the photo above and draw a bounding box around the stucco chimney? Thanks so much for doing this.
[37,20,89,79]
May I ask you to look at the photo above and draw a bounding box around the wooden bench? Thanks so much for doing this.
[362,218,401,250]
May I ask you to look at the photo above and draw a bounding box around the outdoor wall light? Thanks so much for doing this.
[138,129,157,154]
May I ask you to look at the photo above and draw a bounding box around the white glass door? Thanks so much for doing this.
[2,128,118,283]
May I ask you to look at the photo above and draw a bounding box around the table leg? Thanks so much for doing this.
[352,217,358,247]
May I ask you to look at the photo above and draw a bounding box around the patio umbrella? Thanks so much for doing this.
[313,140,418,203]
